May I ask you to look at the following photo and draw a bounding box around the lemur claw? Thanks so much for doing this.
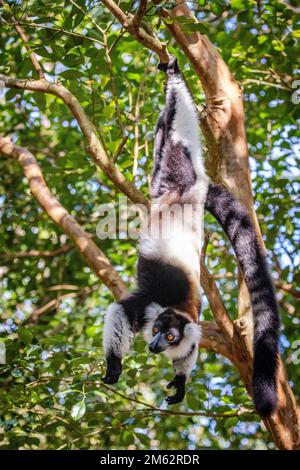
[165,394,184,405]
[166,378,176,389]
[102,372,120,385]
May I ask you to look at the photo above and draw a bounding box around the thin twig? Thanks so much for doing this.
[133,79,144,178]
[132,0,148,28]
[69,0,105,35]
[104,33,125,136]
[2,244,73,259]
[6,20,105,47]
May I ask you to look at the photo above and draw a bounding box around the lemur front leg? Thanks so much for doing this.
[102,294,149,384]
[166,341,199,405]
[102,302,133,384]
[166,374,186,404]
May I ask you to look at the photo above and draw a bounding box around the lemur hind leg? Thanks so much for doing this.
[102,295,149,384]
[151,56,206,199]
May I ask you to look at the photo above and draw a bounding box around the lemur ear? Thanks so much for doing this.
[183,323,201,344]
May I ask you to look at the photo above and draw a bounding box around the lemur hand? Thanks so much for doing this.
[102,352,122,385]
[165,374,186,404]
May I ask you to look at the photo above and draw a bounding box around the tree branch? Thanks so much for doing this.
[132,0,148,28]
[102,0,169,62]
[0,74,148,206]
[1,244,73,259]
[275,281,300,300]
[200,320,234,362]
[200,254,234,343]
[0,136,128,300]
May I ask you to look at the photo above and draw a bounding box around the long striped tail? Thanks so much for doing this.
[205,183,280,417]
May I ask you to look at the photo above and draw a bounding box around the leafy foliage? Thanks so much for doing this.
[0,0,299,450]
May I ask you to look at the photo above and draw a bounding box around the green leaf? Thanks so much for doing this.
[225,417,239,428]
[231,0,255,9]
[35,47,53,59]
[70,356,92,366]
[186,394,201,410]
[60,69,83,79]
[272,40,285,51]
[71,400,86,420]
[18,329,33,345]
[11,369,23,378]
[126,72,141,82]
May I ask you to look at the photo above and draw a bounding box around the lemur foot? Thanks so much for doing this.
[102,352,122,385]
[157,55,180,75]
[165,374,186,405]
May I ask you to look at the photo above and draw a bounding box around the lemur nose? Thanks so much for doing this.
[149,335,162,354]
[149,343,161,354]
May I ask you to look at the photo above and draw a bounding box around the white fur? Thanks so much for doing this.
[103,303,133,357]
[143,302,165,344]
[164,322,201,360]
[166,323,201,377]
[167,76,209,193]
[139,231,201,282]
[139,200,204,284]
[172,343,199,377]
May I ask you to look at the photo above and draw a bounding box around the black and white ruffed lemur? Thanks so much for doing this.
[102,56,280,416]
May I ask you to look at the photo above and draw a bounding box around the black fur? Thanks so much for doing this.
[137,256,191,308]
[114,258,191,332]
[166,374,186,404]
[119,292,151,331]
[205,183,280,416]
[155,309,189,332]
[157,57,180,74]
[102,351,122,384]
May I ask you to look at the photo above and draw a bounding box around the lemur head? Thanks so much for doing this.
[149,308,189,354]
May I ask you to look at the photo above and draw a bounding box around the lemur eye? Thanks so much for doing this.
[152,326,159,335]
[167,334,175,342]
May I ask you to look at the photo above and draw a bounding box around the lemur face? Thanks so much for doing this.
[149,309,188,354]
